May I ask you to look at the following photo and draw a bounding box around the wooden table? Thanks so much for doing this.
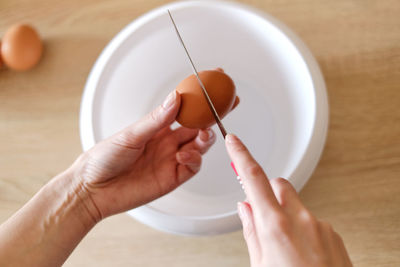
[1,0,399,266]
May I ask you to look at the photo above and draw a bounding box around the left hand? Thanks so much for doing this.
[71,90,216,221]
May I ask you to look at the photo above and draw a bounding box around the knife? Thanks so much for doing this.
[167,10,242,187]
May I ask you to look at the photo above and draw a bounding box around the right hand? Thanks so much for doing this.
[225,134,352,267]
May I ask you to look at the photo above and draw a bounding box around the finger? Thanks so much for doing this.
[319,221,337,256]
[112,90,181,149]
[231,96,240,110]
[333,231,353,265]
[319,220,350,263]
[269,177,305,216]
[169,127,199,146]
[225,134,280,215]
[237,202,261,264]
[152,126,173,140]
[215,67,224,72]
[176,150,202,184]
[180,128,216,154]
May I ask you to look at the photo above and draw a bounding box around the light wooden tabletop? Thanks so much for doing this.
[1,0,399,266]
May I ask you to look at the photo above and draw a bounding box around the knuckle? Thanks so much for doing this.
[320,220,334,232]
[244,163,264,178]
[232,142,248,154]
[186,152,202,174]
[270,177,290,189]
[270,178,291,204]
[299,210,321,234]
[298,209,315,223]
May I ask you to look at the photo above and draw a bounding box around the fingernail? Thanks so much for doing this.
[226,134,240,144]
[207,129,214,141]
[176,151,191,162]
[200,129,214,142]
[237,202,248,225]
[163,91,177,109]
[188,164,200,173]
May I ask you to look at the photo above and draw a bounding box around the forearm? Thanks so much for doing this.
[0,167,99,267]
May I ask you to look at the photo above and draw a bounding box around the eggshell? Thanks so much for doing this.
[1,24,43,71]
[176,70,236,129]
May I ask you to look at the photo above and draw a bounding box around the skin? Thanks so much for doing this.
[0,79,351,266]
[225,134,353,267]
[0,90,216,267]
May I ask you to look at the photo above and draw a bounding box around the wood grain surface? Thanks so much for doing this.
[1,0,399,266]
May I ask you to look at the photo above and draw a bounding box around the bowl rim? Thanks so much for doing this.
[79,0,329,235]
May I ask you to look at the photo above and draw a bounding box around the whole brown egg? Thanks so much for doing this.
[1,24,43,71]
[176,69,236,129]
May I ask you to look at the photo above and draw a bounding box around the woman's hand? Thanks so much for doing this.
[225,134,352,267]
[0,90,218,267]
[72,90,216,221]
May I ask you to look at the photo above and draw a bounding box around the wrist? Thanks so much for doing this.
[48,166,102,228]
[0,165,101,266]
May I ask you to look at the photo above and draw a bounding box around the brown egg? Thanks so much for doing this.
[1,24,43,71]
[176,70,236,129]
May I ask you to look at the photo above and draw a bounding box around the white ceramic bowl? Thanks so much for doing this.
[80,0,328,235]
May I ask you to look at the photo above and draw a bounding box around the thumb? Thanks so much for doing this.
[114,90,181,148]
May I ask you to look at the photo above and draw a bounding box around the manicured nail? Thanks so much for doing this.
[200,128,214,142]
[176,151,191,162]
[207,129,214,141]
[238,202,252,228]
[225,134,240,144]
[187,164,200,173]
[163,91,177,109]
[237,202,248,224]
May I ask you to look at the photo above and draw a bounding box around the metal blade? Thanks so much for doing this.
[167,9,227,138]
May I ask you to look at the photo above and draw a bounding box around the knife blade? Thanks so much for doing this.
[167,9,228,139]
[167,10,242,187]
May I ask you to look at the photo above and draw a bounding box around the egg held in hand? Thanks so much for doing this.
[175,70,236,129]
[1,24,43,71]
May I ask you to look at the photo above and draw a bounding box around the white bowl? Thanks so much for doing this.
[80,0,328,235]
